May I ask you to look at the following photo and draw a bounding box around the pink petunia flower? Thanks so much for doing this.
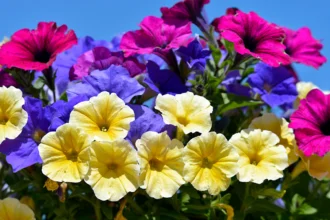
[70,46,145,80]
[160,0,210,26]
[284,27,327,68]
[0,22,77,71]
[289,89,330,157]
[216,11,291,67]
[120,16,192,65]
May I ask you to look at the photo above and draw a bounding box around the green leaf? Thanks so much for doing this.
[101,202,113,219]
[217,94,263,115]
[290,194,318,215]
[209,44,222,66]
[33,76,46,89]
[252,188,286,199]
[247,199,286,214]
[297,203,317,215]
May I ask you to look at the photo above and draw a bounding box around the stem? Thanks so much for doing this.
[240,182,251,214]
[115,197,128,220]
[94,199,102,220]
[291,160,306,180]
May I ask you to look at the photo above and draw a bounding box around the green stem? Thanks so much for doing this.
[94,199,102,220]
[240,182,252,214]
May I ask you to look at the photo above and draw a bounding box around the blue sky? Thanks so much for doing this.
[1,0,329,89]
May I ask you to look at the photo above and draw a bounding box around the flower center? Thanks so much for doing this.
[107,163,118,171]
[34,50,51,63]
[320,120,330,136]
[250,154,261,166]
[285,47,291,56]
[32,129,46,143]
[66,151,79,162]
[100,126,108,132]
[243,35,258,52]
[149,158,164,171]
[177,116,189,126]
[201,157,213,169]
[263,83,272,93]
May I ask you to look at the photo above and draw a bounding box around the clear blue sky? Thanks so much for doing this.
[1,0,329,89]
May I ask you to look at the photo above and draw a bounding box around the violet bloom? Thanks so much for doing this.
[284,27,327,69]
[248,63,298,107]
[176,39,211,71]
[53,36,114,94]
[127,105,172,145]
[161,0,210,26]
[222,71,251,97]
[216,11,291,67]
[70,46,145,80]
[120,16,192,66]
[67,65,145,103]
[0,70,18,87]
[0,97,52,172]
[144,61,187,95]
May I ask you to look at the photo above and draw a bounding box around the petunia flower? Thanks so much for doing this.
[294,81,318,108]
[136,131,185,199]
[70,46,145,80]
[221,71,252,97]
[184,132,239,195]
[155,92,213,134]
[0,37,9,47]
[0,70,18,87]
[69,91,135,142]
[249,113,298,164]
[39,124,92,183]
[67,65,145,103]
[289,89,330,157]
[85,140,140,201]
[0,198,35,220]
[0,86,28,144]
[53,36,115,94]
[229,129,288,184]
[248,63,298,107]
[216,11,290,67]
[144,61,187,95]
[120,16,192,65]
[161,0,210,26]
[0,22,77,71]
[176,39,211,72]
[0,97,52,172]
[283,27,327,68]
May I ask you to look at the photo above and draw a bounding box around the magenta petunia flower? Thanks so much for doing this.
[216,11,291,67]
[0,22,77,71]
[120,16,192,64]
[160,0,210,25]
[289,89,330,157]
[283,27,327,68]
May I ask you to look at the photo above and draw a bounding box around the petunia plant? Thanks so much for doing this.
[0,0,329,219]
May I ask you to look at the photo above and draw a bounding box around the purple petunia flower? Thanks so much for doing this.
[248,63,298,107]
[144,61,187,95]
[127,105,173,145]
[176,39,211,72]
[222,71,252,97]
[0,97,52,172]
[0,69,18,87]
[67,65,145,103]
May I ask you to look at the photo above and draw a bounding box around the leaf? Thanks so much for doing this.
[252,188,286,199]
[247,199,286,214]
[290,194,318,215]
[297,203,317,215]
[33,76,46,89]
[217,94,263,115]
[101,202,113,219]
[209,44,222,66]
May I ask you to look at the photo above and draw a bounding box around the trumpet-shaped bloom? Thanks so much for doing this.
[39,124,92,183]
[69,92,135,141]
[85,140,140,201]
[284,27,327,68]
[249,113,298,164]
[0,198,35,220]
[136,131,185,199]
[289,89,330,156]
[0,22,77,71]
[155,92,213,134]
[184,132,239,195]
[67,65,145,103]
[229,129,288,184]
[0,86,27,144]
[216,11,290,67]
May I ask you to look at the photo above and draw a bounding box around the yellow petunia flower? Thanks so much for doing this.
[38,124,92,183]
[184,132,239,195]
[155,92,213,134]
[0,198,35,220]
[229,129,288,184]
[85,140,140,201]
[0,86,28,144]
[136,131,185,199]
[249,113,298,164]
[69,92,134,141]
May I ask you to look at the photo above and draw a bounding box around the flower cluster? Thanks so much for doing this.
[0,0,329,219]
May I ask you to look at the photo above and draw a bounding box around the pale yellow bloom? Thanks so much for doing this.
[85,140,140,201]
[155,92,213,134]
[249,113,298,164]
[184,132,239,195]
[69,92,134,141]
[136,131,185,199]
[229,129,288,184]
[0,198,35,220]
[0,86,28,144]
[39,124,91,183]
[20,196,35,211]
[294,82,318,108]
